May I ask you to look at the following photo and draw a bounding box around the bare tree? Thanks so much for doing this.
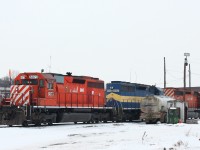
[0,76,11,87]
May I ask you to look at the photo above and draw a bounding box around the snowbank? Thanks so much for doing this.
[1,122,200,150]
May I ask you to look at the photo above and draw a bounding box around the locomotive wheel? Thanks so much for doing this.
[22,121,28,127]
[163,115,167,123]
[103,120,107,123]
[35,120,41,126]
[48,120,53,126]
[1,112,7,120]
[90,118,94,124]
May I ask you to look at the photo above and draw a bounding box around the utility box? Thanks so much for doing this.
[167,100,188,124]
[168,107,180,124]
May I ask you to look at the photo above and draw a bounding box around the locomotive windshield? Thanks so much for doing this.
[21,79,38,85]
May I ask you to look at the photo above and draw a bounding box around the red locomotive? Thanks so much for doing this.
[0,72,112,126]
[11,72,105,107]
[164,88,200,118]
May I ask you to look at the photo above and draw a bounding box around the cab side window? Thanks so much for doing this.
[48,82,53,89]
[15,80,20,85]
[39,80,45,88]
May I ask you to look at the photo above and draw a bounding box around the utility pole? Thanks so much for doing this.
[184,53,190,101]
[164,57,166,89]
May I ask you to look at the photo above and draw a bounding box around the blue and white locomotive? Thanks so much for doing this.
[106,81,163,121]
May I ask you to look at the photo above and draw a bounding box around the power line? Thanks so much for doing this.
[191,72,200,76]
[167,69,183,74]
[167,68,200,76]
[167,71,183,80]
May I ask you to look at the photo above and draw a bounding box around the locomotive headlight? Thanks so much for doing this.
[29,75,38,79]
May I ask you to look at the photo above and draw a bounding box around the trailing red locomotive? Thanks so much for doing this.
[164,88,200,118]
[0,72,115,126]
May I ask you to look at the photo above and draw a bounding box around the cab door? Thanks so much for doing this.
[38,79,45,98]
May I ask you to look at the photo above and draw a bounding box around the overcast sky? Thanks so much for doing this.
[0,0,200,88]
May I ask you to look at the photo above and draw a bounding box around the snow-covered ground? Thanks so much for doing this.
[1,122,200,150]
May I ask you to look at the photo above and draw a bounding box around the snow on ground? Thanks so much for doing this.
[1,122,200,150]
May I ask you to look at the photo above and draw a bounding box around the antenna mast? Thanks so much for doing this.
[164,57,166,89]
[49,56,52,73]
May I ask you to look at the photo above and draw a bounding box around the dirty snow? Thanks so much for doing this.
[1,122,200,150]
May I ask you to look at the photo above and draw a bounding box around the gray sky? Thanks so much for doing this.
[1,0,200,88]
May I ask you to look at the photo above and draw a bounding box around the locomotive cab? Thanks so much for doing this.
[11,73,57,106]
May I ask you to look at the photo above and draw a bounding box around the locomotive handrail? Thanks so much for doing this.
[76,93,78,108]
